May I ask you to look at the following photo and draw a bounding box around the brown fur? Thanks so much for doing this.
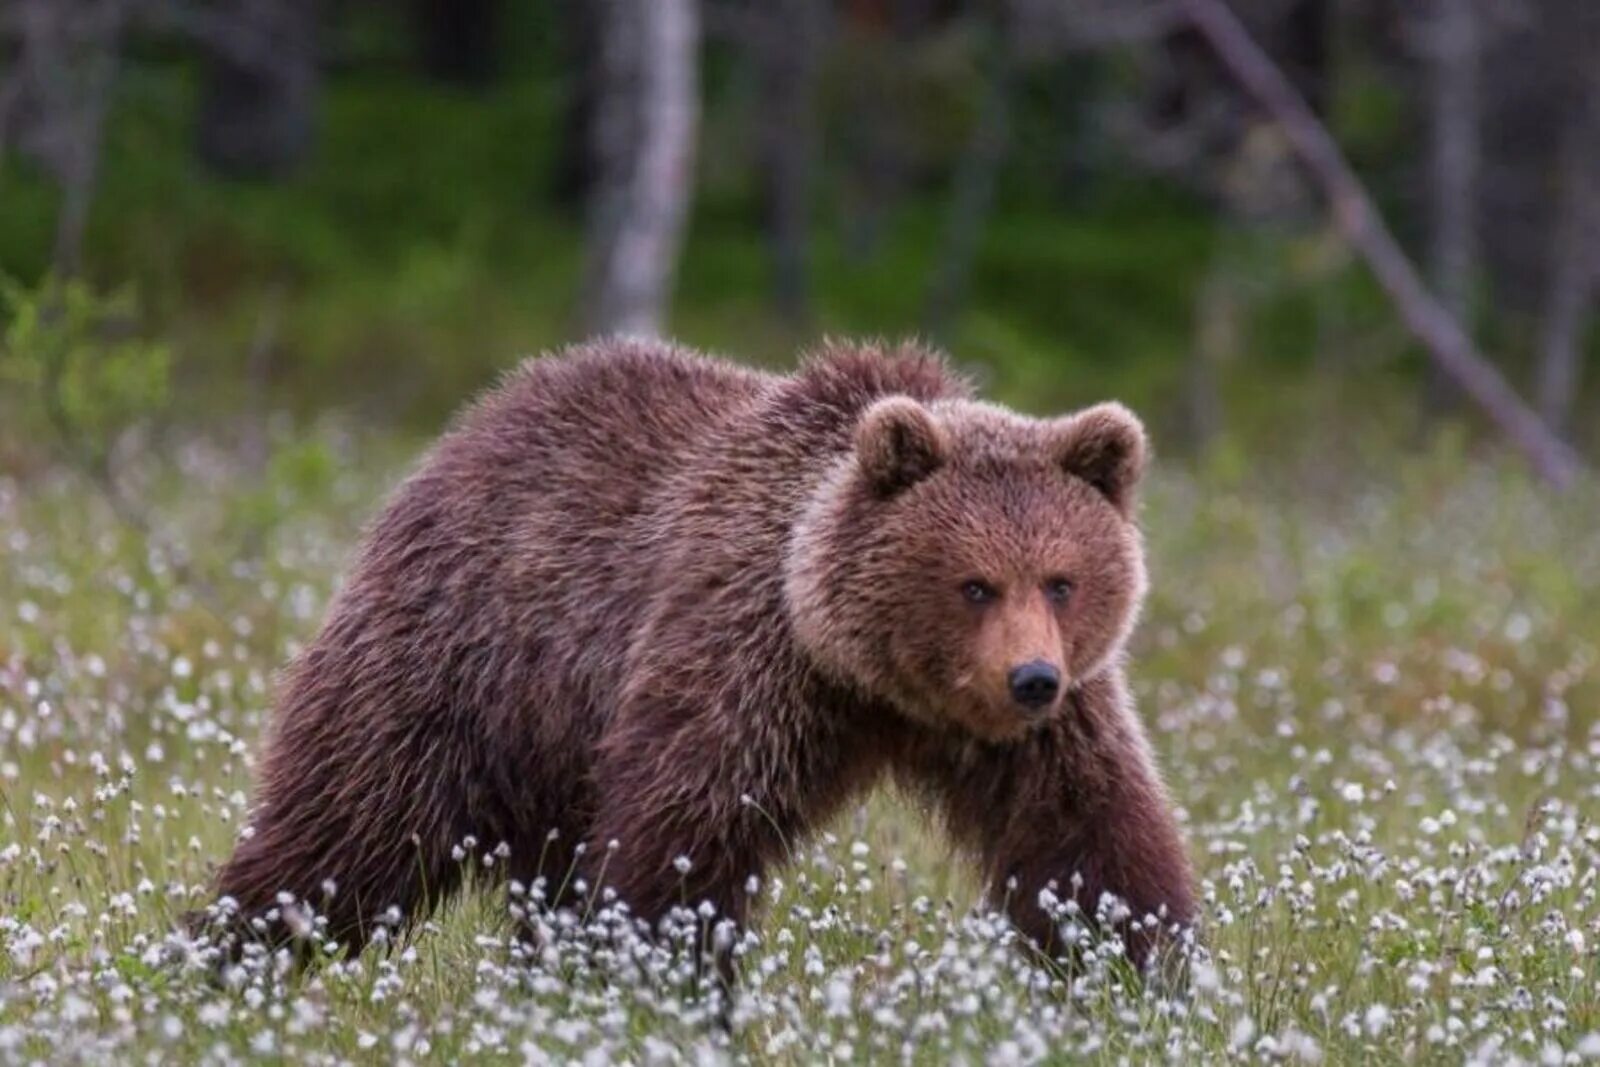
[211,338,1194,969]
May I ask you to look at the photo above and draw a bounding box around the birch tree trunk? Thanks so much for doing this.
[1,0,130,276]
[582,0,700,338]
[1536,65,1600,432]
[1423,0,1481,408]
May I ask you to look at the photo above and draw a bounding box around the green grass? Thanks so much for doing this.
[2,422,1597,1063]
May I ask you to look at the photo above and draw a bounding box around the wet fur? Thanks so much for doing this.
[211,338,1194,968]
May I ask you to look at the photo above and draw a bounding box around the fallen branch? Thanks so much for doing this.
[1177,0,1586,490]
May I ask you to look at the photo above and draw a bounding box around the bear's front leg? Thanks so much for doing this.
[937,671,1196,973]
[581,693,806,1000]
[585,748,760,950]
[582,746,754,1009]
[582,660,885,1009]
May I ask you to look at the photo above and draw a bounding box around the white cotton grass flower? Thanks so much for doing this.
[2,441,1598,1062]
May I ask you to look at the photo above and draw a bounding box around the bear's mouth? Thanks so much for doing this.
[954,695,1055,743]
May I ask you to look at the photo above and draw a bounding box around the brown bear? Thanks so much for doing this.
[210,338,1195,972]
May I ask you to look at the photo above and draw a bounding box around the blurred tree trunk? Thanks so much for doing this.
[1422,0,1482,410]
[756,0,824,326]
[923,10,1015,337]
[836,0,907,260]
[0,0,129,276]
[582,0,700,337]
[195,0,320,178]
[1536,62,1600,433]
[553,2,600,208]
[413,0,498,87]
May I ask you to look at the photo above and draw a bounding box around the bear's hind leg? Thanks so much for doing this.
[208,717,476,960]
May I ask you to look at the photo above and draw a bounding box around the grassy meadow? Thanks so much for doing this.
[2,423,1598,1064]
[4,25,1600,1063]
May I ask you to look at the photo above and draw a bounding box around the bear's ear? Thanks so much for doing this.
[1050,402,1147,515]
[855,396,948,497]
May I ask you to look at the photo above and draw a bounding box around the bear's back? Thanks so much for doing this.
[331,343,764,718]
[447,339,767,508]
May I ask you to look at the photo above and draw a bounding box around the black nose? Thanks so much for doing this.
[1008,661,1061,710]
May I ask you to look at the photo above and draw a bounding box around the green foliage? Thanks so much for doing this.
[0,275,170,467]
[0,41,1458,445]
[225,437,342,542]
[0,10,1592,468]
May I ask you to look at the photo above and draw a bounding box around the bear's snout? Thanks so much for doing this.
[1007,660,1061,712]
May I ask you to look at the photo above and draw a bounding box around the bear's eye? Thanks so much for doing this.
[961,580,998,605]
[1044,577,1075,604]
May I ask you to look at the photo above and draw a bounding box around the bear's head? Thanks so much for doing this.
[786,396,1148,742]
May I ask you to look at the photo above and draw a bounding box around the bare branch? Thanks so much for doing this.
[1177,0,1586,489]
